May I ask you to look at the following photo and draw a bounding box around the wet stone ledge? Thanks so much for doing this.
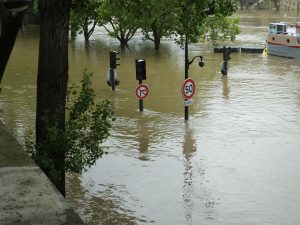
[0,121,83,225]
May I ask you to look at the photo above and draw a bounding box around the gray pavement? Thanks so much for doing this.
[0,121,83,225]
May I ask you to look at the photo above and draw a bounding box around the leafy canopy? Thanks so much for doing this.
[98,0,140,47]
[70,0,101,41]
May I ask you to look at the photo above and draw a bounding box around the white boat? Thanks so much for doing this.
[266,22,300,58]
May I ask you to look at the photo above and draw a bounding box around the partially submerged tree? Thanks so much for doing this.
[96,0,239,49]
[36,0,71,196]
[36,0,115,196]
[173,0,239,46]
[199,14,240,45]
[273,0,279,11]
[70,0,100,41]
[138,0,178,49]
[98,0,139,48]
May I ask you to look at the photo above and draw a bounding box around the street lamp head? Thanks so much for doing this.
[199,61,205,67]
[198,56,205,67]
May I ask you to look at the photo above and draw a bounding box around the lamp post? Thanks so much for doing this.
[0,0,31,84]
[184,36,204,121]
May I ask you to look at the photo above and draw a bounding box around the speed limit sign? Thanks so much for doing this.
[182,78,195,100]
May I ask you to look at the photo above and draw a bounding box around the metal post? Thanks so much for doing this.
[109,68,115,91]
[139,80,143,112]
[184,36,189,121]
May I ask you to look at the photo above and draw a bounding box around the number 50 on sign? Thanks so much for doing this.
[182,78,196,100]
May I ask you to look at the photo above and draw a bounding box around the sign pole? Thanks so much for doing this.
[135,59,147,112]
[110,68,115,91]
[139,80,143,112]
[184,36,189,121]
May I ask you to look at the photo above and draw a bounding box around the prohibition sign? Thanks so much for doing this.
[136,84,149,99]
[182,78,196,100]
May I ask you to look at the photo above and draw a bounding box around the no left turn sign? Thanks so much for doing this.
[182,78,195,100]
[136,84,149,99]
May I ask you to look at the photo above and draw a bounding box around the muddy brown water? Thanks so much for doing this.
[1,10,300,225]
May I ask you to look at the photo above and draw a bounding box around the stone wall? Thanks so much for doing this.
[0,121,84,225]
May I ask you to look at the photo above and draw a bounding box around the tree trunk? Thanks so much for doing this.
[240,0,244,9]
[151,23,161,50]
[273,0,279,11]
[0,4,26,83]
[36,0,71,197]
[119,34,128,49]
[83,18,89,42]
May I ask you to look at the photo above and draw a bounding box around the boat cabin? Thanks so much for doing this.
[269,22,287,34]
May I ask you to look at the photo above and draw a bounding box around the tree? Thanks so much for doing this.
[98,0,139,48]
[35,1,115,197]
[70,0,100,42]
[36,0,71,196]
[173,0,239,46]
[138,0,178,50]
[273,0,279,11]
[97,0,239,50]
[199,13,240,45]
[137,0,239,49]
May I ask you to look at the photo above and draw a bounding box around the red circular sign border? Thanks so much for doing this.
[135,84,149,99]
[182,78,196,100]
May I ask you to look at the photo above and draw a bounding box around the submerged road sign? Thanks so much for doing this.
[182,78,195,100]
[135,84,149,99]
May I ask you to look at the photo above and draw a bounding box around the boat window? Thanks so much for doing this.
[269,24,275,30]
[269,24,276,33]
[276,24,287,33]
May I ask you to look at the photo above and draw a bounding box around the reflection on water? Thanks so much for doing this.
[1,9,300,225]
[221,75,230,99]
[137,117,150,161]
[182,123,197,224]
[66,174,140,225]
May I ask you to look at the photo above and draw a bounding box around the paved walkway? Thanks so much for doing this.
[0,121,83,225]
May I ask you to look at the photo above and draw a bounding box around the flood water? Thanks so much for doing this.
[1,10,300,225]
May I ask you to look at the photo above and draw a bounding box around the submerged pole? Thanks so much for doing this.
[184,36,189,121]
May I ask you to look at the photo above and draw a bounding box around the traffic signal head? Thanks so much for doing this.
[223,46,231,61]
[110,51,120,69]
[136,59,146,81]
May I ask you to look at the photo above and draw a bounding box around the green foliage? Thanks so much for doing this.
[200,15,240,45]
[98,0,139,47]
[138,0,178,49]
[65,70,115,173]
[173,0,239,46]
[26,70,115,174]
[68,0,239,48]
[70,0,100,41]
[32,0,38,12]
